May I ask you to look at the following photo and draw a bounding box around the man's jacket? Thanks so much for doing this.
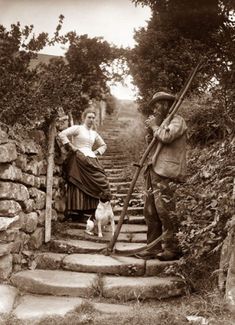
[152,115,187,181]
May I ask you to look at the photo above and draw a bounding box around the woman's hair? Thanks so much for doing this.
[82,108,96,121]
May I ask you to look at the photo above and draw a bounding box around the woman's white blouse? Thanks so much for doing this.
[58,124,107,158]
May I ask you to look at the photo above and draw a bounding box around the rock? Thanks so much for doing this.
[0,164,22,181]
[23,199,35,213]
[15,155,27,170]
[0,254,13,280]
[0,129,8,144]
[28,228,44,249]
[0,215,20,231]
[0,143,17,163]
[37,160,47,175]
[0,284,18,313]
[23,212,38,233]
[37,209,45,226]
[0,243,13,257]
[21,173,36,187]
[0,182,29,202]
[0,200,22,217]
[29,188,46,209]
[23,140,40,155]
[0,229,19,242]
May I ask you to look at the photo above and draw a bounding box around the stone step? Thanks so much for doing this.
[51,238,107,254]
[13,294,133,322]
[11,269,186,300]
[57,228,146,243]
[105,165,124,170]
[113,192,143,200]
[99,155,127,161]
[114,206,143,216]
[11,270,98,298]
[50,238,148,255]
[102,160,128,166]
[105,168,125,174]
[108,176,127,182]
[35,253,145,276]
[110,181,131,188]
[111,187,142,194]
[67,223,147,234]
[102,275,186,301]
[114,215,146,224]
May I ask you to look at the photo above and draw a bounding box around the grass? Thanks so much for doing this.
[1,290,234,325]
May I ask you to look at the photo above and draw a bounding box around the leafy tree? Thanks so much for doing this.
[0,17,123,127]
[129,0,235,120]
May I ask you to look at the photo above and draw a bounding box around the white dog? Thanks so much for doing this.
[85,200,115,238]
[95,200,115,237]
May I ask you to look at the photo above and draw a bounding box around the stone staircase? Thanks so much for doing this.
[5,103,187,321]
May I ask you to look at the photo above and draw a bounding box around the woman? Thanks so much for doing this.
[57,108,111,221]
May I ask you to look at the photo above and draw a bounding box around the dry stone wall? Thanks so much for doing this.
[0,125,66,280]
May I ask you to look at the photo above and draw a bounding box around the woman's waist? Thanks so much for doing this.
[76,147,96,157]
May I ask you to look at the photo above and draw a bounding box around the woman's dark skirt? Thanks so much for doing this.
[67,184,99,211]
[63,151,110,212]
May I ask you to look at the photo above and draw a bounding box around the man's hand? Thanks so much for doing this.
[145,115,156,128]
[145,115,159,132]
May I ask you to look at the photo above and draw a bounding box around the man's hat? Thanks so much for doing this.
[149,91,175,106]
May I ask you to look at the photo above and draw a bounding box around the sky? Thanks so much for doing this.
[0,0,151,99]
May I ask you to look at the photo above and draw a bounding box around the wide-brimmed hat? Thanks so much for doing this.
[149,91,175,106]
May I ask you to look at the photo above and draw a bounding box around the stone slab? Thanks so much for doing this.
[114,206,143,216]
[63,254,145,276]
[146,259,180,276]
[102,275,186,301]
[114,215,145,224]
[67,223,146,234]
[59,228,133,243]
[51,239,107,254]
[0,284,18,313]
[114,242,145,253]
[13,294,83,320]
[11,269,98,297]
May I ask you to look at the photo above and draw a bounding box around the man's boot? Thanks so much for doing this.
[156,241,182,261]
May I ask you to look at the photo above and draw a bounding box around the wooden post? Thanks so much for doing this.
[45,119,56,243]
[224,178,235,313]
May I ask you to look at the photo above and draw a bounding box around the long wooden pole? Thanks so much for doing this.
[45,119,56,243]
[106,61,202,254]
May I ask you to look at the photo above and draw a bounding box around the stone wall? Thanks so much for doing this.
[0,125,66,280]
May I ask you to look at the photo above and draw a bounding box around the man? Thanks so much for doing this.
[141,91,187,261]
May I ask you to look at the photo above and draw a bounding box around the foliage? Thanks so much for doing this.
[171,137,235,290]
[128,0,235,134]
[180,95,235,145]
[0,17,123,128]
